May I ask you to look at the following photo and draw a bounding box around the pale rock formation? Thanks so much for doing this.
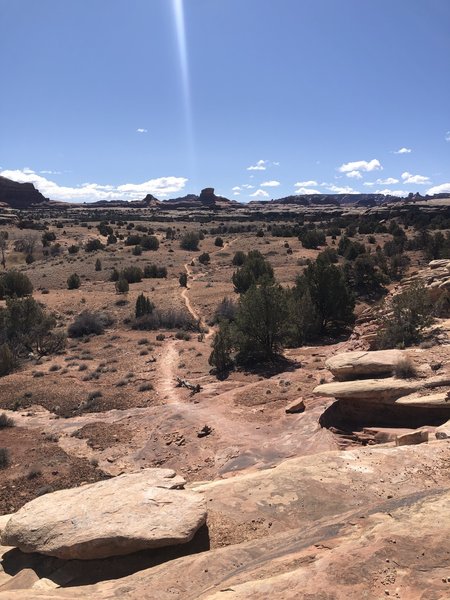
[1,469,206,560]
[325,349,405,381]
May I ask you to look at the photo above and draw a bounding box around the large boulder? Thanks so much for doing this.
[1,469,206,560]
[324,350,406,381]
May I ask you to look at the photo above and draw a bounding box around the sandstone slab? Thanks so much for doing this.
[395,391,450,408]
[285,398,305,414]
[313,377,416,401]
[325,350,406,381]
[1,469,206,560]
[314,375,450,403]
[1,444,449,599]
[395,429,429,446]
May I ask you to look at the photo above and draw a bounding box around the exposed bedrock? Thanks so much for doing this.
[315,350,450,432]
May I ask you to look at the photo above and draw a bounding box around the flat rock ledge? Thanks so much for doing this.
[314,375,450,403]
[1,469,207,560]
[325,349,406,381]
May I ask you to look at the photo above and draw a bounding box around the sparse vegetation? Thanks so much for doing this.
[67,273,81,289]
[0,413,14,428]
[376,283,434,349]
[68,311,112,338]
[0,448,10,469]
[115,278,129,293]
[0,271,33,299]
[393,357,418,379]
[180,231,200,251]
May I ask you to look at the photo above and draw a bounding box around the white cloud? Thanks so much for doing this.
[375,189,409,197]
[363,182,375,187]
[376,177,399,185]
[273,161,280,166]
[117,177,189,197]
[0,168,188,202]
[445,131,450,142]
[250,189,269,198]
[247,159,267,171]
[346,170,363,179]
[40,170,62,175]
[295,187,320,194]
[326,184,358,194]
[295,180,318,187]
[233,192,240,196]
[136,128,148,133]
[261,180,280,187]
[338,159,382,174]
[401,171,430,185]
[232,186,241,191]
[427,182,450,195]
[394,147,412,154]
[242,184,255,189]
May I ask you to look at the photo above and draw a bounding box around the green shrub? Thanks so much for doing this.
[0,271,33,299]
[42,231,56,247]
[179,272,188,287]
[232,250,274,294]
[132,309,198,331]
[0,448,10,469]
[198,252,210,265]
[235,283,288,363]
[143,264,167,278]
[115,278,129,293]
[299,229,326,249]
[135,293,154,318]
[68,311,112,338]
[180,231,200,251]
[0,413,14,428]
[376,283,433,349]
[0,344,15,376]
[232,251,246,266]
[67,273,81,289]
[120,266,143,283]
[209,320,234,372]
[141,235,159,251]
[95,259,102,271]
[85,239,104,252]
[0,297,65,357]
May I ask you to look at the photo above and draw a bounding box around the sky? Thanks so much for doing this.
[1,0,450,203]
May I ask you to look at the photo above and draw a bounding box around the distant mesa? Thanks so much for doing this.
[0,175,48,209]
[88,187,235,210]
[0,174,445,209]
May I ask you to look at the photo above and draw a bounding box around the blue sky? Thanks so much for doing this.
[1,0,450,202]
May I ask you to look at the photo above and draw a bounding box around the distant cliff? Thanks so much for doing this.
[0,176,48,209]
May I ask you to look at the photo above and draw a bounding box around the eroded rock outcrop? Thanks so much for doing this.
[0,442,449,599]
[316,351,450,430]
[325,349,405,381]
[1,469,206,560]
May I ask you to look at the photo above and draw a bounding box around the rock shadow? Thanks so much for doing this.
[1,522,211,588]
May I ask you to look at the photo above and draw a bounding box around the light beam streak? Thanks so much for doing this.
[172,0,196,185]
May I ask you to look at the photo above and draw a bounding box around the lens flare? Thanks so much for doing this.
[172,0,195,184]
